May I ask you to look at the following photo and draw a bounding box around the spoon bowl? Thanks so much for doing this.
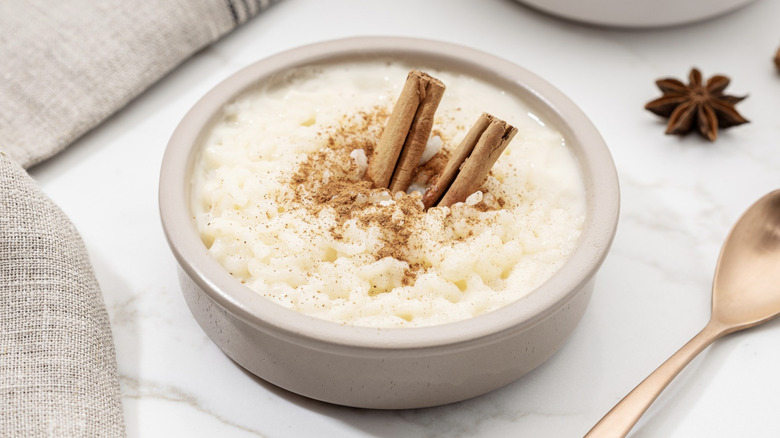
[587,189,780,437]
[713,190,780,329]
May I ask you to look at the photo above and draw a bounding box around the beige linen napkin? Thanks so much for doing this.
[0,1,276,436]
[0,153,125,436]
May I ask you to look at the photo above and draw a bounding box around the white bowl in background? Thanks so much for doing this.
[515,0,757,28]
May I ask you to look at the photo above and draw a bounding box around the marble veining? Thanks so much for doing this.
[121,376,268,437]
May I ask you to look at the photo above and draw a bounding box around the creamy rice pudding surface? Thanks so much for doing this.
[191,61,586,328]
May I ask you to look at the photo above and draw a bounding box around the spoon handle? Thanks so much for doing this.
[585,320,727,438]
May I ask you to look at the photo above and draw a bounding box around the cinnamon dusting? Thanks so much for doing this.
[283,105,505,287]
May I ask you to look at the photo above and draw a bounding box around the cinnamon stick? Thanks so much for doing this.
[388,75,445,193]
[366,70,445,190]
[423,114,516,208]
[422,113,492,208]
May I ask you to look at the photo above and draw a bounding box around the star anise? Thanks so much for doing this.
[775,46,780,72]
[645,68,748,142]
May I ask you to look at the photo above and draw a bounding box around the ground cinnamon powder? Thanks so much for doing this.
[284,106,502,286]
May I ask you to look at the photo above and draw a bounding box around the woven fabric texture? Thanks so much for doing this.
[0,153,125,436]
[0,0,275,435]
[0,0,272,169]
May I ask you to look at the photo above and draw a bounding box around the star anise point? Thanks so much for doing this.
[774,47,780,72]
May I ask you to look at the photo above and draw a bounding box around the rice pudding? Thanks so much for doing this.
[191,60,586,328]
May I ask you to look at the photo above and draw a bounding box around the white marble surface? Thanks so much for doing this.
[28,0,780,436]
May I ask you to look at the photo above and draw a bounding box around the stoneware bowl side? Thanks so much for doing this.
[159,36,620,409]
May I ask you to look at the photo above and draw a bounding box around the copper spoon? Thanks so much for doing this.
[586,189,780,438]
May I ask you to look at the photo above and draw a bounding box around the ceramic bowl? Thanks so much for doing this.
[515,0,757,28]
[159,36,619,409]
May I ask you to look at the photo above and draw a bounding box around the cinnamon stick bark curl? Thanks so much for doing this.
[423,113,517,208]
[366,70,445,191]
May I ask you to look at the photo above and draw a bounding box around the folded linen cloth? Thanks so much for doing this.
[0,1,276,436]
[0,153,125,437]
[1,0,274,169]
